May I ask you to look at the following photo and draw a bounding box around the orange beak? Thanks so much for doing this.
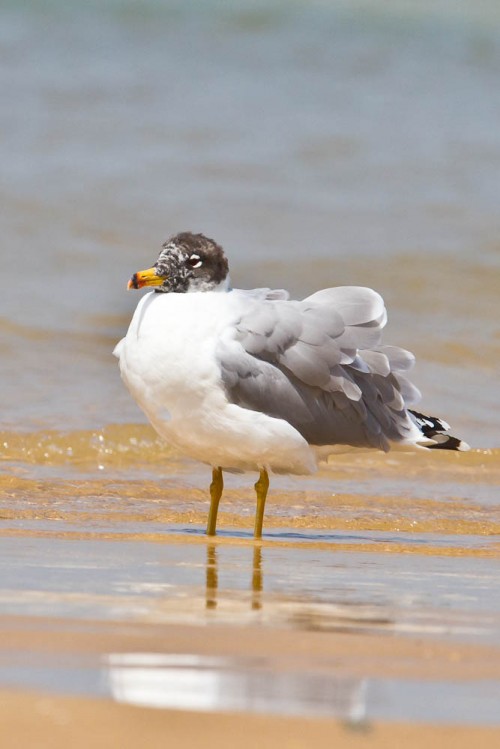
[127,267,165,290]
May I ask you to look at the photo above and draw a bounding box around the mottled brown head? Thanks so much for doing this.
[128,232,230,293]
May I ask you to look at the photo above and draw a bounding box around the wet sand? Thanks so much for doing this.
[1,441,499,744]
[1,588,500,746]
[2,690,500,749]
[1,600,500,747]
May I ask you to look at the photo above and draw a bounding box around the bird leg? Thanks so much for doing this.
[206,466,223,536]
[253,468,269,539]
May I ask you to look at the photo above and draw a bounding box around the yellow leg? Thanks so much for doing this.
[206,466,223,536]
[253,468,269,539]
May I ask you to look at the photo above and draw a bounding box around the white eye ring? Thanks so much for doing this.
[188,254,203,269]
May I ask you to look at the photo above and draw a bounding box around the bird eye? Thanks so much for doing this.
[187,254,203,269]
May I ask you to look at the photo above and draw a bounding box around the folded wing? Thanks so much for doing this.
[218,287,422,451]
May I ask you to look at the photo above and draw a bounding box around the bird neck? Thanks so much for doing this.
[187,275,232,294]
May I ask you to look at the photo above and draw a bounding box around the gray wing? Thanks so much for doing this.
[217,287,421,451]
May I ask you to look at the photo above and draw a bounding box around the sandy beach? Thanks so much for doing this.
[1,443,500,744]
[2,691,500,749]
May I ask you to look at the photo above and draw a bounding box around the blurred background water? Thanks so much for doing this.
[1,0,499,446]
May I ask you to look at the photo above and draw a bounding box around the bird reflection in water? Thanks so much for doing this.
[205,544,218,610]
[205,544,263,611]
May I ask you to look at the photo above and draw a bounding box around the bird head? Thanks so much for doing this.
[128,232,230,293]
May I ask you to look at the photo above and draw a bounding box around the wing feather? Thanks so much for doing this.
[218,287,421,450]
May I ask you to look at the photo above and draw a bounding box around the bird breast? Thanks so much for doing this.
[116,290,237,420]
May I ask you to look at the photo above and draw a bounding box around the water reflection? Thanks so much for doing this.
[3,648,500,725]
[105,651,370,722]
[205,544,218,610]
[251,546,263,611]
[205,543,264,612]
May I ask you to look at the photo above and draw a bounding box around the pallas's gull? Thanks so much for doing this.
[114,232,467,538]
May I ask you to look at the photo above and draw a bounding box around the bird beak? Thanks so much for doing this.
[127,267,165,290]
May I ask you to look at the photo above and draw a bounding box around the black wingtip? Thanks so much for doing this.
[409,409,469,451]
[426,435,466,451]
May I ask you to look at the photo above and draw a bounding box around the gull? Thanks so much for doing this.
[114,232,467,538]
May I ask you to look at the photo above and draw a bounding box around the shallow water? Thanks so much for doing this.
[1,440,499,728]
[0,526,500,727]
[1,0,500,739]
[1,0,500,442]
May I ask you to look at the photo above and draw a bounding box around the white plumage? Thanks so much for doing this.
[115,287,316,475]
